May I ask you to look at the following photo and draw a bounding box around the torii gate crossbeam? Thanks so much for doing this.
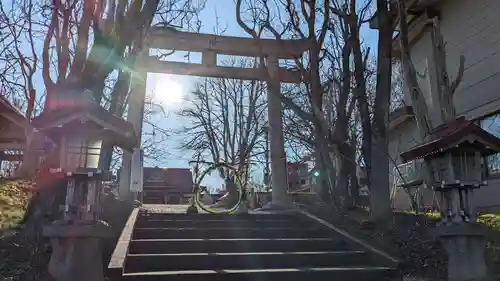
[119,27,309,208]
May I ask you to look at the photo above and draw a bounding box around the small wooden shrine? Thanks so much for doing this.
[401,117,500,281]
[401,117,500,224]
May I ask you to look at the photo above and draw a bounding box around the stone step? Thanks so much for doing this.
[128,238,351,254]
[121,266,395,281]
[132,227,334,239]
[135,218,316,228]
[111,211,396,281]
[124,250,371,272]
[138,213,297,221]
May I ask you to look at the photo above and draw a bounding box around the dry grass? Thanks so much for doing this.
[412,211,500,231]
[0,180,30,230]
[0,179,44,281]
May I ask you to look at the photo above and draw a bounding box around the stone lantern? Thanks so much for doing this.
[401,117,500,281]
[31,88,137,281]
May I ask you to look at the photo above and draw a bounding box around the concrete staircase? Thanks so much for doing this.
[109,209,398,281]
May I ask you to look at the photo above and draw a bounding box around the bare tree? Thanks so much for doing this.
[390,62,406,111]
[334,0,399,222]
[108,96,172,171]
[239,0,401,220]
[178,58,268,207]
[0,0,39,119]
[0,0,205,176]
[236,0,394,213]
[393,0,465,219]
[328,0,372,209]
[361,0,396,222]
[3,0,205,252]
[236,0,349,209]
[396,0,464,135]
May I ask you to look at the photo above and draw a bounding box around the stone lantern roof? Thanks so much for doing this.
[31,86,137,152]
[31,104,137,152]
[400,117,500,162]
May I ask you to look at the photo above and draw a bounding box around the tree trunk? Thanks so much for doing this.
[22,149,66,239]
[369,0,393,224]
[396,0,432,137]
[314,135,330,202]
[348,137,359,208]
[336,145,350,208]
[370,130,392,222]
[18,129,39,179]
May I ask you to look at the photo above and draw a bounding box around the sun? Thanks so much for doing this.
[152,77,185,108]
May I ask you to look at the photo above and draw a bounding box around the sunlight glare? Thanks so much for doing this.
[152,77,185,108]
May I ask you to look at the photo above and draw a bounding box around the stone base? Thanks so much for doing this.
[251,201,296,214]
[186,204,199,214]
[43,220,112,281]
[233,202,248,214]
[434,223,489,281]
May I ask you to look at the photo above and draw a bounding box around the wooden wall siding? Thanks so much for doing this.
[388,118,420,188]
[405,0,500,119]
[438,0,500,118]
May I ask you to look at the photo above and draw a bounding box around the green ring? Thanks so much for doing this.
[191,162,245,214]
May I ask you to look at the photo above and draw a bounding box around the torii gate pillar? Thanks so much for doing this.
[118,51,148,202]
[119,28,309,207]
[265,56,290,208]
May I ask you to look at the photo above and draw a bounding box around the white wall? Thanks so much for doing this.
[439,0,500,119]
[404,0,500,120]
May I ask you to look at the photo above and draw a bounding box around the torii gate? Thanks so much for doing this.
[119,27,310,208]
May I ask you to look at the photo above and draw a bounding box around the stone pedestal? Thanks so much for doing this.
[43,220,113,281]
[234,200,248,214]
[254,201,296,214]
[434,223,489,281]
[261,201,292,210]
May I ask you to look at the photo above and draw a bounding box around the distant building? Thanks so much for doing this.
[286,162,309,192]
[142,167,193,204]
[0,96,28,172]
[0,96,51,176]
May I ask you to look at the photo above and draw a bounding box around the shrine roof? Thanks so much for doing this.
[143,167,193,193]
[0,97,34,151]
[0,96,28,127]
[400,117,500,162]
[31,104,137,151]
